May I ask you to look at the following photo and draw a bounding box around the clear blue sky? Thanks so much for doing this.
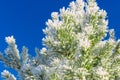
[0,0,120,79]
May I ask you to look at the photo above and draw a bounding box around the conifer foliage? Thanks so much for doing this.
[0,0,120,80]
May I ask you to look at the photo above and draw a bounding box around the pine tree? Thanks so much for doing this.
[0,0,120,80]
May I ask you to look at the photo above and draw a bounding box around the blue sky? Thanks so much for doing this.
[0,0,120,79]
